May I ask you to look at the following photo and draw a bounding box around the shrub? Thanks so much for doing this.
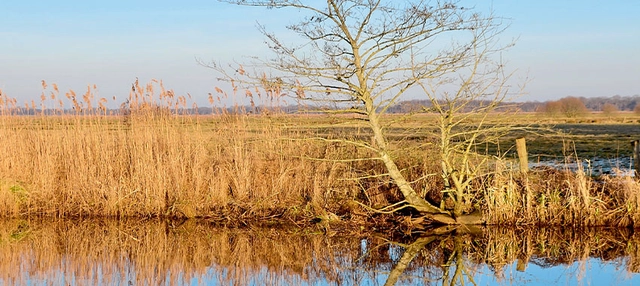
[602,103,618,116]
[559,96,588,117]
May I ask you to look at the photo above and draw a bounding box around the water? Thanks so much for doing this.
[0,219,638,286]
[530,156,635,177]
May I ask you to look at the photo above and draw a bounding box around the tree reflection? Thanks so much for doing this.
[383,225,481,286]
[378,224,640,285]
[0,219,638,285]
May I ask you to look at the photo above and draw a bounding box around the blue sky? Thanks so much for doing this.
[1,0,638,107]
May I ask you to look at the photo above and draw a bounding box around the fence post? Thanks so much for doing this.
[516,137,528,173]
[633,140,640,177]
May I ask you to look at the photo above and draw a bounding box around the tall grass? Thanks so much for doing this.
[1,81,639,227]
[0,81,364,220]
[483,160,640,226]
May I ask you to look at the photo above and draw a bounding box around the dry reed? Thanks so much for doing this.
[0,81,366,221]
[1,81,639,227]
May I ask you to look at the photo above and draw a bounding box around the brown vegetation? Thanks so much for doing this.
[602,102,618,115]
[1,81,640,227]
[542,96,589,117]
[542,100,563,116]
[0,81,367,222]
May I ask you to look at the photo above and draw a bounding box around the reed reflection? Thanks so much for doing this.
[0,219,638,285]
[378,225,640,285]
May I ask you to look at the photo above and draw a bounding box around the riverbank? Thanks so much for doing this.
[1,110,639,227]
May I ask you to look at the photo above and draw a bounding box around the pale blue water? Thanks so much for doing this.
[12,259,639,286]
[184,257,640,286]
[475,258,639,286]
[0,219,638,286]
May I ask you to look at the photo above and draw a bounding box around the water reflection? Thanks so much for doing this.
[0,219,638,285]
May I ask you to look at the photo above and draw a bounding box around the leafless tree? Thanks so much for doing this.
[559,96,588,118]
[206,0,517,224]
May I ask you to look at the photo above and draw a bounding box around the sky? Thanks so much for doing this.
[1,0,639,108]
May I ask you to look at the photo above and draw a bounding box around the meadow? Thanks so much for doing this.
[1,81,640,228]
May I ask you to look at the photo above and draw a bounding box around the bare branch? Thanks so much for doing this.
[211,0,518,221]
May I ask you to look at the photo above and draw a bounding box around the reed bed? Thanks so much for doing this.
[0,113,374,220]
[1,81,640,227]
[482,160,640,227]
[0,80,369,221]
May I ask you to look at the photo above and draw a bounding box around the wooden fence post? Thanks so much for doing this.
[516,137,528,173]
[633,140,640,177]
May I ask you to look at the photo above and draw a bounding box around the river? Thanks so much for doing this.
[0,219,638,285]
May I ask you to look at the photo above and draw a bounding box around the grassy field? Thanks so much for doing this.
[1,83,640,227]
[274,111,640,160]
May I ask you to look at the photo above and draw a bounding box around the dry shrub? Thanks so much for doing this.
[601,171,640,226]
[482,160,523,224]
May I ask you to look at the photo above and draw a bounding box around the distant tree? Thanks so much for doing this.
[542,100,562,116]
[602,103,618,116]
[559,96,588,117]
[634,104,640,115]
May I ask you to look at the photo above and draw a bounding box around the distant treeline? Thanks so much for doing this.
[4,95,640,115]
[1,105,303,116]
[387,95,640,113]
[521,95,640,112]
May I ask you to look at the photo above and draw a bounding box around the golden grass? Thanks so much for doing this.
[0,81,370,220]
[481,161,640,227]
[1,81,640,227]
[0,114,373,219]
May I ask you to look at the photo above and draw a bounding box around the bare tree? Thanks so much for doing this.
[414,51,519,218]
[559,96,588,118]
[541,100,562,116]
[207,0,515,224]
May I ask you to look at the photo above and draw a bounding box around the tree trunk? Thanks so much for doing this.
[367,110,457,224]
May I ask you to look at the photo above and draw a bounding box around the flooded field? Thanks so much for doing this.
[511,123,639,160]
[0,219,639,285]
[530,156,634,177]
[505,122,639,176]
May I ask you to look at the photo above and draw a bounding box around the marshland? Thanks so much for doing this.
[1,80,640,284]
[2,80,640,227]
[3,0,640,285]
